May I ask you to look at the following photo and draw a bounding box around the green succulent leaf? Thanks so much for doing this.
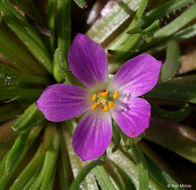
[10,126,59,190]
[5,130,30,173]
[160,41,180,82]
[12,103,45,132]
[132,144,149,190]
[58,128,73,190]
[0,88,43,103]
[146,117,196,163]
[150,102,191,122]
[0,102,24,123]
[0,125,43,189]
[53,48,69,83]
[111,161,137,190]
[0,0,53,73]
[48,0,57,53]
[138,0,196,28]
[73,0,87,9]
[154,3,196,41]
[146,82,196,104]
[93,166,117,190]
[69,160,104,190]
[40,128,60,190]
[130,0,148,28]
[0,64,49,88]
[57,0,71,55]
[144,155,182,190]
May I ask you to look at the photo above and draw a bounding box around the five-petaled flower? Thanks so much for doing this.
[36,33,162,161]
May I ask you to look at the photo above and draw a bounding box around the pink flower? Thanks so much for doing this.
[36,33,162,161]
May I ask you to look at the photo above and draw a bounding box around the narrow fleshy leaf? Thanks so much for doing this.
[23,166,43,190]
[53,48,69,83]
[143,20,161,34]
[111,160,136,190]
[6,130,30,172]
[0,25,47,76]
[57,0,71,55]
[107,145,163,190]
[93,166,117,190]
[138,0,196,28]
[40,128,60,190]
[127,20,160,35]
[172,75,196,85]
[0,0,53,73]
[0,103,23,123]
[0,125,43,189]
[150,102,191,122]
[69,160,104,190]
[73,0,87,9]
[144,155,182,190]
[86,0,141,45]
[127,27,143,34]
[10,144,45,190]
[160,41,180,82]
[12,103,44,131]
[104,160,127,190]
[30,127,60,190]
[132,144,149,190]
[146,82,196,104]
[0,64,49,88]
[129,0,148,28]
[10,126,56,190]
[48,0,56,53]
[173,24,196,42]
[58,127,73,190]
[0,88,43,103]
[154,4,196,40]
[107,0,195,64]
[146,117,196,163]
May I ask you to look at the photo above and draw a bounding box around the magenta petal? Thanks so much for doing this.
[112,98,151,138]
[36,84,89,122]
[111,53,162,96]
[72,111,112,161]
[68,33,108,87]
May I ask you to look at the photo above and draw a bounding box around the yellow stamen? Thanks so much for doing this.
[113,91,119,99]
[103,106,108,112]
[108,101,114,110]
[92,93,97,101]
[100,90,108,97]
[91,102,97,110]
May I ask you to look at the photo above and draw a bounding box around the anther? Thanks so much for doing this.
[113,91,119,99]
[108,101,114,110]
[100,90,108,97]
[92,93,97,101]
[103,106,109,112]
[91,102,97,110]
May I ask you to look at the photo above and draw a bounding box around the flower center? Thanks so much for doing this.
[91,89,119,112]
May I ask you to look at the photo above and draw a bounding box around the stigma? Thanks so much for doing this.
[91,89,119,112]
